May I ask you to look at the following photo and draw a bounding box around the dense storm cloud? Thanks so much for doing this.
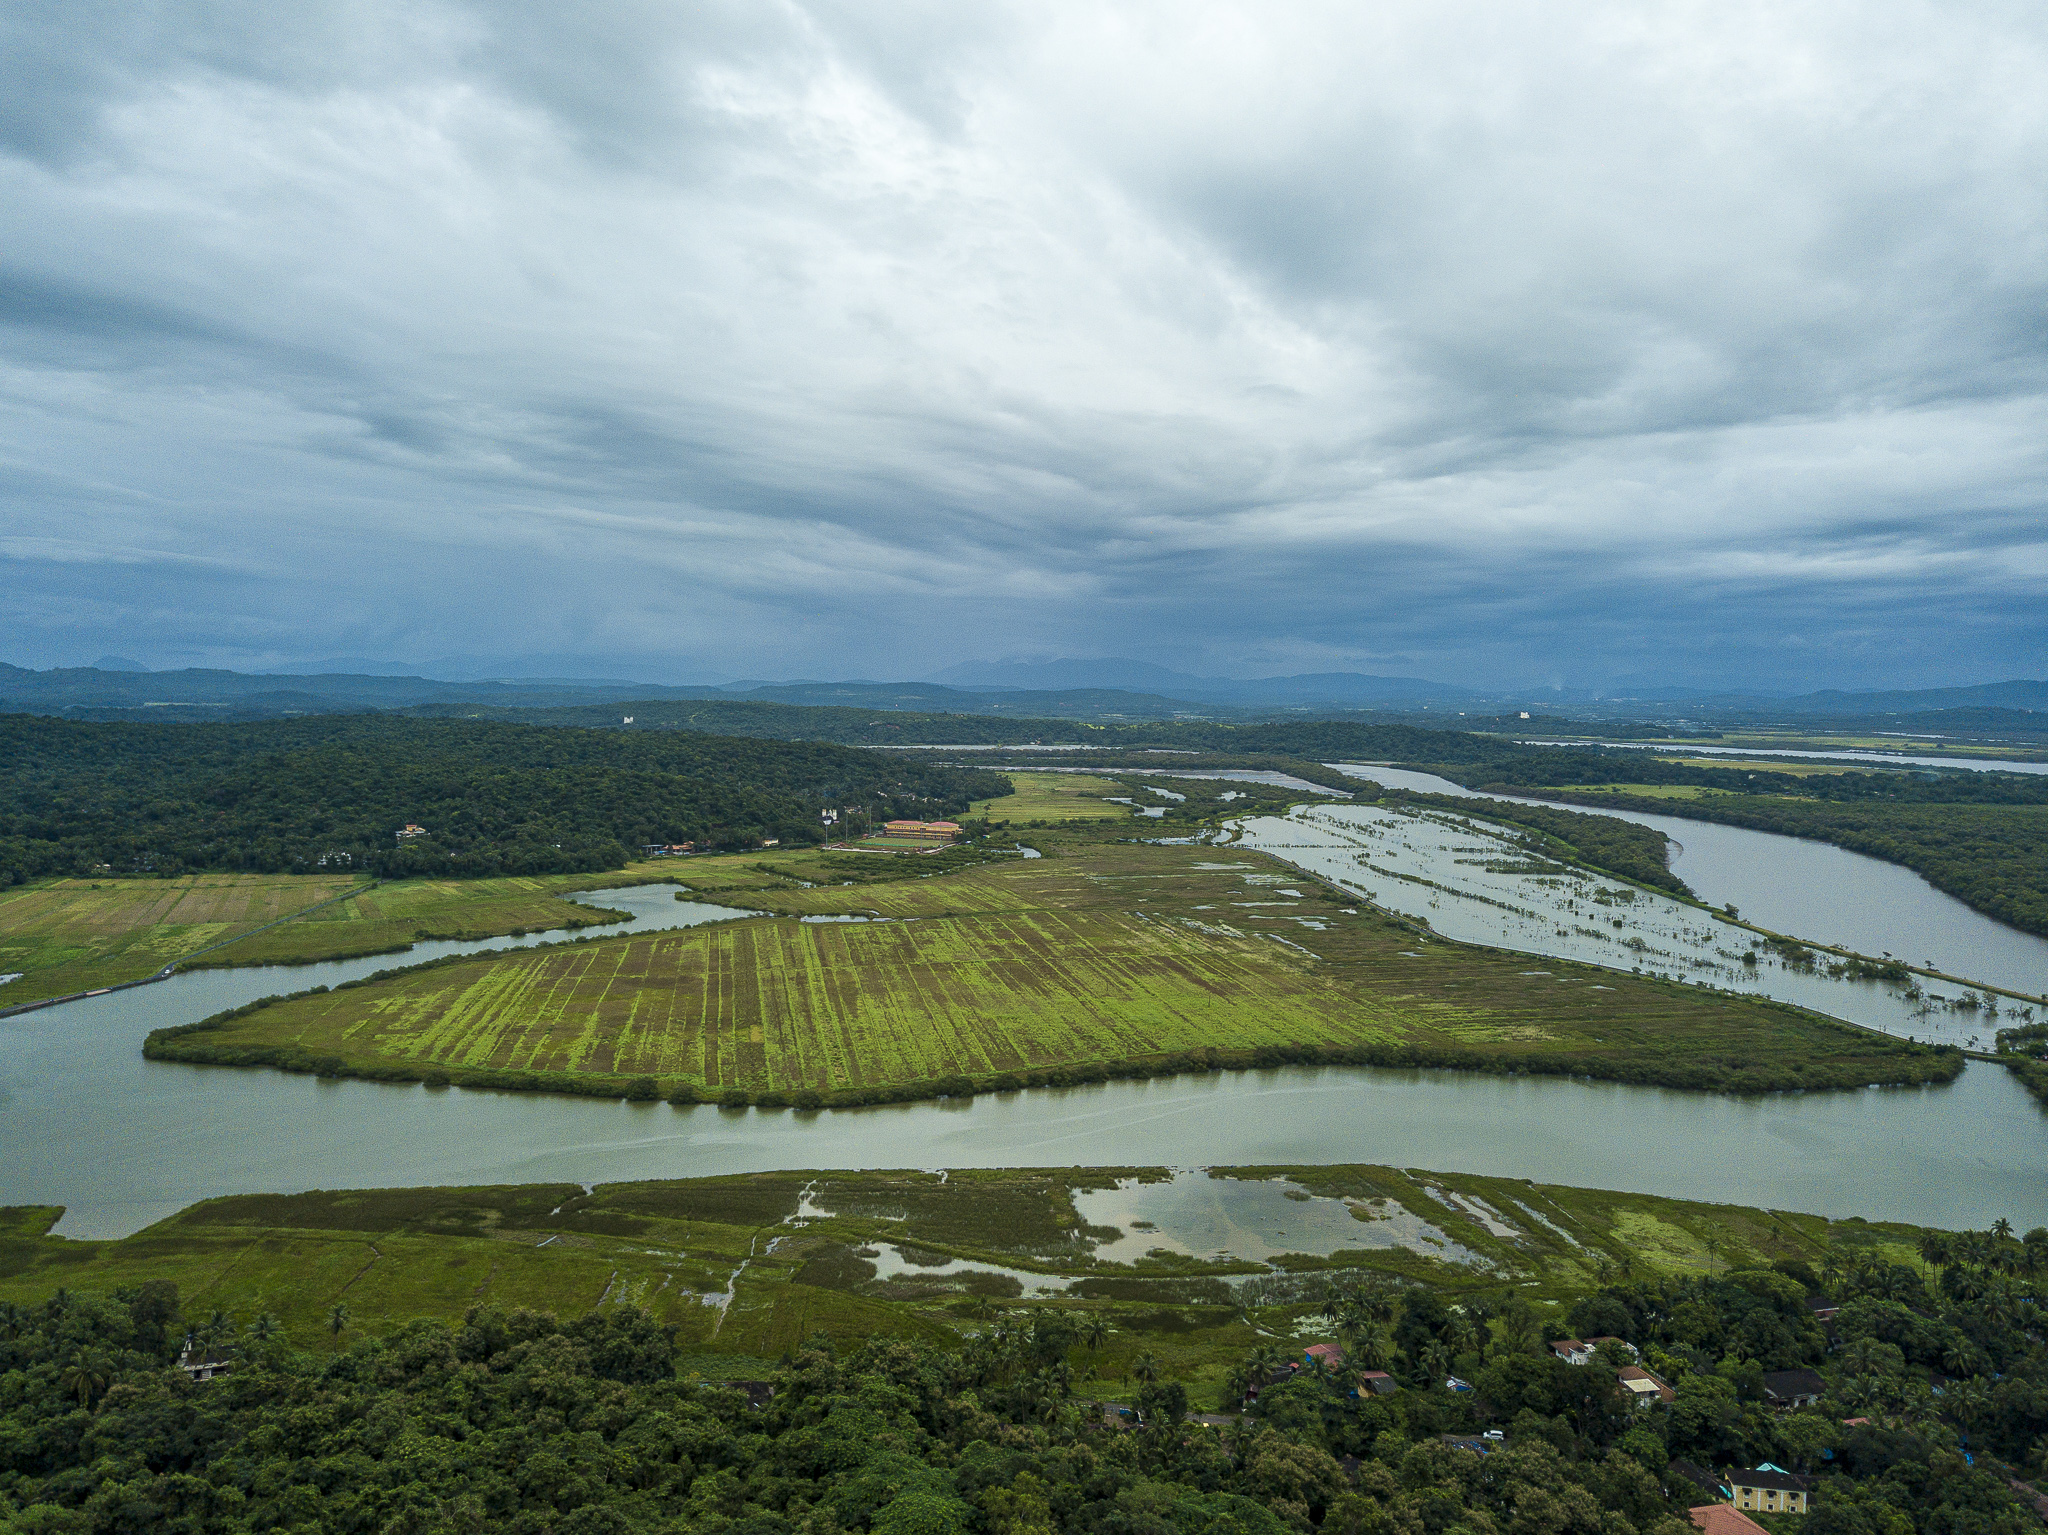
[3,1,2045,688]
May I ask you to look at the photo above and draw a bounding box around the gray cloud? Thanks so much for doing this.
[1,0,2045,688]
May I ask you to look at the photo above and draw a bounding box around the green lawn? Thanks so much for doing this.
[149,835,1954,1099]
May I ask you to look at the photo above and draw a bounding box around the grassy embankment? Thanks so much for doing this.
[0,1166,1940,1396]
[0,866,678,1007]
[146,827,1955,1101]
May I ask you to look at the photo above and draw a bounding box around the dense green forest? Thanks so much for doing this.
[0,717,1008,887]
[3,1220,2044,1535]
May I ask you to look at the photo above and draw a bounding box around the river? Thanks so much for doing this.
[1324,766,2048,1004]
[5,872,2047,1242]
[1519,741,2048,775]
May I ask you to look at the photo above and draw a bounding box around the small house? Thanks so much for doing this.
[1549,1339,1593,1366]
[1304,1343,1344,1369]
[1618,1366,1676,1409]
[1356,1370,1400,1396]
[1728,1468,1815,1515]
[1668,1460,1729,1504]
[1586,1336,1639,1361]
[1687,1507,1770,1535]
[176,1335,232,1383]
[1761,1369,1826,1410]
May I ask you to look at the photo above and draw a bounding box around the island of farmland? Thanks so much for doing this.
[149,831,1955,1101]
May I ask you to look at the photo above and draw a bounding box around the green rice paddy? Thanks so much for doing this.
[971,771,1133,823]
[0,864,677,1004]
[151,835,1948,1098]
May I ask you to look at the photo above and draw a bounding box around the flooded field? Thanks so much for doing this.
[1234,803,2038,1047]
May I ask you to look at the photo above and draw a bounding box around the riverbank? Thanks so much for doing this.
[0,1164,1951,1369]
[0,863,690,1008]
[142,833,1957,1104]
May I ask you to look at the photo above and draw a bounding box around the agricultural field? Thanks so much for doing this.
[0,1165,1939,1397]
[0,872,363,1006]
[0,864,680,1005]
[193,865,676,965]
[150,830,1952,1098]
[971,771,1133,823]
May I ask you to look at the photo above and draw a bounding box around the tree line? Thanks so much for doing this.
[0,715,1010,886]
[4,1218,2045,1534]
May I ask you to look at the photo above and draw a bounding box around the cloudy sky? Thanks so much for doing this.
[4,1,2046,690]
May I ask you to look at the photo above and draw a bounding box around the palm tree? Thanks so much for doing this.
[59,1352,108,1410]
[1991,1217,2014,1242]
[1084,1317,1110,1352]
[328,1302,351,1337]
[1354,1329,1396,1372]
[1420,1341,1451,1385]
[1941,1338,1985,1378]
[247,1312,280,1342]
[1918,1232,1955,1270]
[1131,1353,1160,1385]
[1819,1253,1846,1293]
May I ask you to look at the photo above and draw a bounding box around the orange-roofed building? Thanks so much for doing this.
[1689,1507,1769,1535]
[880,820,962,843]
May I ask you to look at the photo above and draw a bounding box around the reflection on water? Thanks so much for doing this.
[6,882,2048,1241]
[1520,740,2048,776]
[1075,1170,1482,1267]
[1324,766,2048,1003]
[1234,804,2030,1046]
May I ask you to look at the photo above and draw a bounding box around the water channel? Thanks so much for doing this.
[1323,765,2048,1002]
[1519,741,2048,775]
[6,858,2048,1241]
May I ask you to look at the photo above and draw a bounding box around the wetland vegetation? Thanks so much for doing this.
[1,1166,2044,1533]
[141,827,1955,1102]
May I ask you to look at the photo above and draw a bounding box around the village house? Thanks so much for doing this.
[1356,1370,1400,1396]
[1586,1335,1639,1360]
[1668,1461,1729,1505]
[395,823,428,842]
[1549,1339,1594,1365]
[1618,1365,1676,1409]
[1728,1467,1816,1515]
[1687,1506,1770,1535]
[1760,1368,1826,1410]
[1304,1343,1344,1369]
[176,1335,232,1383]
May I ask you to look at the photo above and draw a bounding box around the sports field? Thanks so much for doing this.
[970,771,1132,822]
[154,837,1950,1098]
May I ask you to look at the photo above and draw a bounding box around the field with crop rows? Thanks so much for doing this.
[0,872,362,1004]
[208,865,675,965]
[159,836,1949,1097]
[971,772,1132,823]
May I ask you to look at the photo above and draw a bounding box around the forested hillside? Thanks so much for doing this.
[0,717,1008,886]
[3,1226,2044,1535]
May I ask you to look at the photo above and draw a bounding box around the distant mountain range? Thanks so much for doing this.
[928,656,1469,704]
[2,658,2040,728]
